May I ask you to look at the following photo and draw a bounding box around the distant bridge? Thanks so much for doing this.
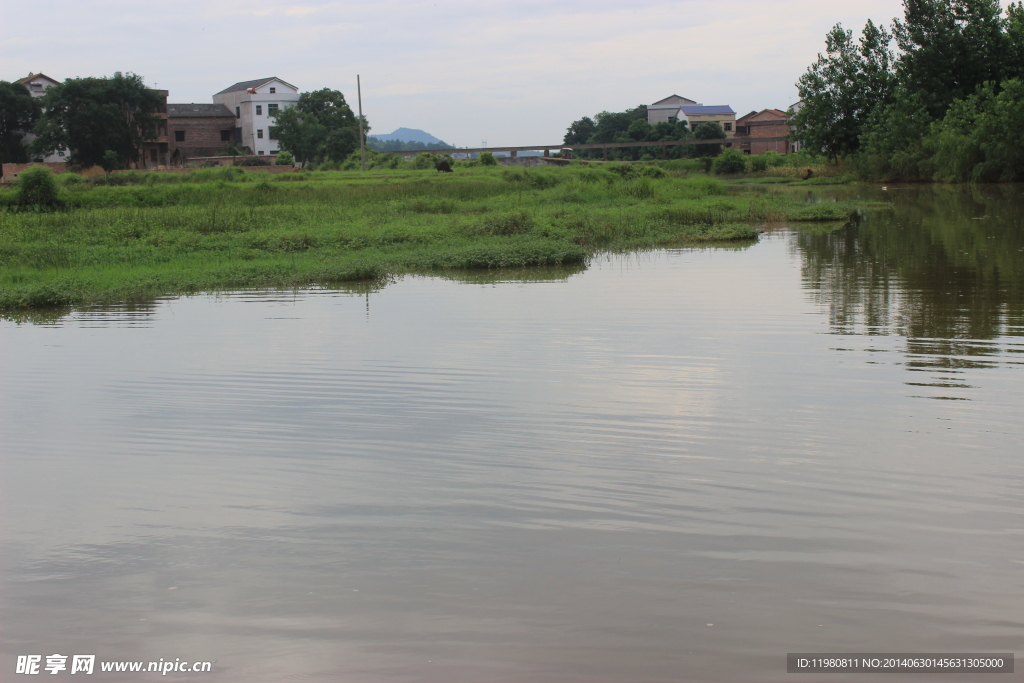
[386,137,790,161]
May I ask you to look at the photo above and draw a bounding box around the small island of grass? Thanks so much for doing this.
[0,164,872,312]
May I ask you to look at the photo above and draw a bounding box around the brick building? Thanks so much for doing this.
[212,78,299,157]
[168,104,237,163]
[140,90,170,167]
[735,109,790,154]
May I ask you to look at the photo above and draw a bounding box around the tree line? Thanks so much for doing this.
[366,138,452,152]
[794,0,1024,181]
[563,106,728,160]
[0,73,367,169]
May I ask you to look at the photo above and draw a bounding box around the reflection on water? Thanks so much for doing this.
[794,184,1024,400]
[1,187,1023,683]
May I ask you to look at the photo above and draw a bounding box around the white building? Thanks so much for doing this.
[647,94,701,125]
[212,78,299,157]
[16,73,67,163]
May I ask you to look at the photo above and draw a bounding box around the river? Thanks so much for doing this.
[2,184,1022,681]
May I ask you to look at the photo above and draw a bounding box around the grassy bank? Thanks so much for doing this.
[0,165,871,310]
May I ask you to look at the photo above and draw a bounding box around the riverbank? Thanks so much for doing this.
[0,166,871,311]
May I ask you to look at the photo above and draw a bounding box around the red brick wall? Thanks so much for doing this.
[748,118,789,154]
[168,117,237,153]
[1,162,68,182]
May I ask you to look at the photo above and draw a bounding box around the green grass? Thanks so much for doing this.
[0,166,875,311]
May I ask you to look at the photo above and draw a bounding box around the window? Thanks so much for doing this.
[267,103,279,117]
[270,149,279,154]
[174,130,185,142]
[268,127,276,140]
[235,106,240,119]
[258,150,264,155]
[257,129,264,139]
[256,105,262,115]
[150,149,158,162]
[221,129,232,142]
[269,87,276,94]
[724,122,732,132]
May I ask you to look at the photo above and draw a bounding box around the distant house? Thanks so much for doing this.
[678,105,736,137]
[735,109,790,154]
[647,95,700,125]
[788,102,803,153]
[15,73,66,163]
[168,104,238,164]
[141,90,170,168]
[212,78,300,157]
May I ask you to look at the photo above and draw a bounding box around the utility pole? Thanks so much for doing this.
[357,75,366,172]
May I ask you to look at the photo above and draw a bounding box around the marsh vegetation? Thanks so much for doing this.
[0,165,869,310]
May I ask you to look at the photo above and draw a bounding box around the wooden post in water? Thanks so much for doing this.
[357,75,366,172]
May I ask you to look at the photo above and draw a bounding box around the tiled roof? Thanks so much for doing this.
[168,103,235,118]
[680,105,735,115]
[16,73,60,85]
[215,78,297,95]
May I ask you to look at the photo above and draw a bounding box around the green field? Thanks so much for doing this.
[0,165,870,311]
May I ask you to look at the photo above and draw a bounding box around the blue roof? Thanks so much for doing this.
[680,105,734,115]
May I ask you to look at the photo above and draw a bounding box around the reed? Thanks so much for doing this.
[0,166,873,310]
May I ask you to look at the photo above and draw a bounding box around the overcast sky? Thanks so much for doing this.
[2,0,905,147]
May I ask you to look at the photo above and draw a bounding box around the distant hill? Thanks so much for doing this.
[370,128,449,145]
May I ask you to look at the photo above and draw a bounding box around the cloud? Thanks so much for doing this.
[1,0,905,144]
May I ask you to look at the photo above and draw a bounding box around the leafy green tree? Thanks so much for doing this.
[563,116,596,145]
[270,88,365,165]
[792,20,896,159]
[627,119,652,141]
[893,0,1007,118]
[0,80,40,165]
[928,79,1024,181]
[1006,2,1024,80]
[857,86,935,178]
[31,73,162,168]
[693,121,726,156]
[275,150,294,165]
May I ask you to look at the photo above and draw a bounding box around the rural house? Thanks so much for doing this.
[647,94,700,125]
[168,104,238,164]
[212,78,300,157]
[735,109,790,154]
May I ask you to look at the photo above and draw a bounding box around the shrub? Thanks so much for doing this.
[239,157,269,166]
[749,155,769,172]
[762,151,785,168]
[640,165,666,178]
[16,166,63,210]
[712,149,746,174]
[619,178,655,199]
[479,151,497,166]
[411,152,438,170]
[483,210,534,235]
[275,151,295,166]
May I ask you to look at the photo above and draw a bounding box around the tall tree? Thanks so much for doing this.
[893,0,1007,117]
[563,116,596,145]
[270,88,365,165]
[31,73,161,168]
[0,81,40,165]
[792,20,895,159]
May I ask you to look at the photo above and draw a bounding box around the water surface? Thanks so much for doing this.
[2,185,1022,682]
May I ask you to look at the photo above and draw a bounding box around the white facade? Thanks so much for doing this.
[647,94,701,125]
[17,73,67,163]
[212,78,300,156]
